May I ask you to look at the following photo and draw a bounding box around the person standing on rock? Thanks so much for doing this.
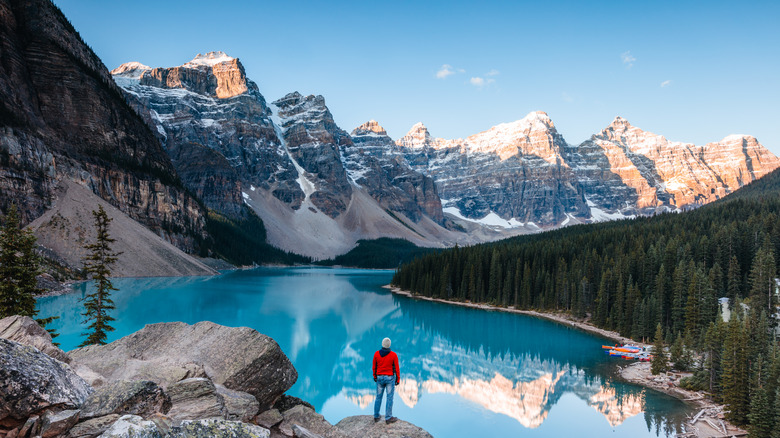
[373,337,400,423]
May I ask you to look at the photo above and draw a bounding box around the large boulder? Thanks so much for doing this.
[69,322,297,410]
[167,378,225,420]
[168,418,270,438]
[0,315,69,363]
[334,416,433,438]
[0,338,92,427]
[80,380,171,420]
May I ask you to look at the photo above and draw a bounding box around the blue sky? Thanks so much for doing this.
[55,0,780,153]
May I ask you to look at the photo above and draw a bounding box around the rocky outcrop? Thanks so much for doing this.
[0,0,207,252]
[0,315,69,362]
[0,338,91,428]
[335,415,434,438]
[1,319,434,438]
[346,121,443,223]
[68,321,297,411]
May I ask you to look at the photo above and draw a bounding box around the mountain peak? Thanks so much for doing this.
[352,120,388,137]
[110,62,151,79]
[609,116,631,128]
[185,51,235,67]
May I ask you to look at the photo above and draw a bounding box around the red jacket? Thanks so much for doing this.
[373,348,400,380]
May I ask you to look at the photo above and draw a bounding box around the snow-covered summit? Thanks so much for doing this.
[110,62,151,79]
[184,51,235,68]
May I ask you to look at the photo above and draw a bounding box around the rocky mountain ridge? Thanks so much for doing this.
[397,111,779,226]
[112,54,468,259]
[110,49,779,257]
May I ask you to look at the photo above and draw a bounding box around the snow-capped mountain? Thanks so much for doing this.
[111,52,780,257]
[397,112,780,227]
[112,54,467,258]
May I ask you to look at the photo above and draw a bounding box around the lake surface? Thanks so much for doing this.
[37,267,690,437]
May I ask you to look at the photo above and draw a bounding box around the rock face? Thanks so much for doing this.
[399,112,588,225]
[0,315,69,362]
[397,112,780,226]
[347,121,443,223]
[0,338,92,426]
[0,0,207,252]
[112,53,300,219]
[68,321,297,412]
[273,92,353,218]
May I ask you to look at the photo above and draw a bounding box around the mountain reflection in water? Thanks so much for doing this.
[37,267,689,437]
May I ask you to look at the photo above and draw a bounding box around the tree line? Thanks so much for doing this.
[391,169,780,435]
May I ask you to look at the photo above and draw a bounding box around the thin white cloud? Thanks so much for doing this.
[660,80,672,88]
[436,64,455,79]
[621,51,636,69]
[485,69,500,76]
[561,92,573,103]
[470,77,485,87]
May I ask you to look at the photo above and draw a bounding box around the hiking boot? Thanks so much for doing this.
[373,417,380,423]
[386,417,398,424]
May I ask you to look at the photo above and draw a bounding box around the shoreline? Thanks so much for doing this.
[384,284,748,438]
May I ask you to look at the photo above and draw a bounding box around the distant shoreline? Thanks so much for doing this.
[382,284,638,346]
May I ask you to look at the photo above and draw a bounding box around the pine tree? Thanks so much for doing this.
[772,387,780,438]
[0,204,40,317]
[749,238,777,316]
[651,323,668,375]
[722,316,750,425]
[80,206,120,347]
[749,355,773,438]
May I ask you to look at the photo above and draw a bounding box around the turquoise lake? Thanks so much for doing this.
[37,267,691,437]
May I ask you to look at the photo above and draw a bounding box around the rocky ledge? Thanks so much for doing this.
[0,316,432,438]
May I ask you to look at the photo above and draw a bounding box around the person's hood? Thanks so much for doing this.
[379,347,391,357]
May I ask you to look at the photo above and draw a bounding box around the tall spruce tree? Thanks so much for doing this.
[0,204,40,317]
[80,205,120,347]
[651,323,668,375]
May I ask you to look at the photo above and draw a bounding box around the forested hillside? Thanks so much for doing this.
[392,168,780,433]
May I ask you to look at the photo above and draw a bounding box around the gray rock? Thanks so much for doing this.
[168,418,270,438]
[167,378,225,420]
[272,395,314,413]
[279,405,347,438]
[97,415,161,438]
[69,321,297,411]
[80,381,171,420]
[40,409,80,438]
[255,409,283,429]
[335,415,433,438]
[0,315,69,363]
[67,414,120,438]
[292,425,323,438]
[0,338,92,426]
[215,384,259,422]
[18,415,40,437]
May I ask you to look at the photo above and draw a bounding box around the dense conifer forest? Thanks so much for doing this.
[392,168,780,434]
